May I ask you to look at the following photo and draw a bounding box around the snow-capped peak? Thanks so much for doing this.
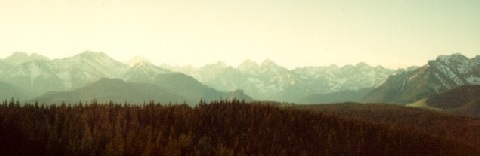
[436,53,468,63]
[3,52,50,65]
[127,56,152,67]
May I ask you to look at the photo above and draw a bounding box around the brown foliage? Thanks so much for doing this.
[295,103,480,150]
[0,100,478,155]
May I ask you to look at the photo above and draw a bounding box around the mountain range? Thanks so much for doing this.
[163,60,398,102]
[1,51,479,107]
[0,51,251,105]
[363,53,480,104]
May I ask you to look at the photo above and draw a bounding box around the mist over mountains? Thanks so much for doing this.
[0,51,251,105]
[1,51,480,107]
[163,60,397,102]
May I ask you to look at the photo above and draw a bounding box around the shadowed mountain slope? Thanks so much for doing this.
[300,88,373,104]
[32,78,186,105]
[364,54,480,104]
[422,85,480,118]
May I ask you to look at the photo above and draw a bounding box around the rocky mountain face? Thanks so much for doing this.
[364,53,480,104]
[164,60,396,103]
[1,51,127,95]
[2,52,50,66]
[123,59,171,82]
[0,51,251,104]
[3,51,478,106]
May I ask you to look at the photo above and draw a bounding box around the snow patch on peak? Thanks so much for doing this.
[436,53,468,62]
[238,59,260,73]
[4,52,50,65]
[127,56,152,67]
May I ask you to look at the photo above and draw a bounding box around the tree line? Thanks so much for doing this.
[0,99,478,155]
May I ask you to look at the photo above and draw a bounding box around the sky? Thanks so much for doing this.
[1,0,479,69]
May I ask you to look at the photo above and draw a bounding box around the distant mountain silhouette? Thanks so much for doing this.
[300,88,373,104]
[2,52,49,65]
[152,73,252,103]
[2,51,479,106]
[0,51,251,104]
[0,81,31,101]
[32,76,252,105]
[32,78,186,105]
[164,60,396,103]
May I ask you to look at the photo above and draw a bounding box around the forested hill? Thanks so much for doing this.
[0,100,478,155]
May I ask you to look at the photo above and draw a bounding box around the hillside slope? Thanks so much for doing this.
[300,88,372,104]
[32,78,186,104]
[0,81,32,101]
[153,73,252,103]
[364,53,480,104]
[1,102,478,155]
[424,85,480,118]
[294,103,480,149]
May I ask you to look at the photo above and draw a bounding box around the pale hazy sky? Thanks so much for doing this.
[1,0,479,69]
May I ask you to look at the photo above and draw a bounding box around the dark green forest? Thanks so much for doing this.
[0,99,479,155]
